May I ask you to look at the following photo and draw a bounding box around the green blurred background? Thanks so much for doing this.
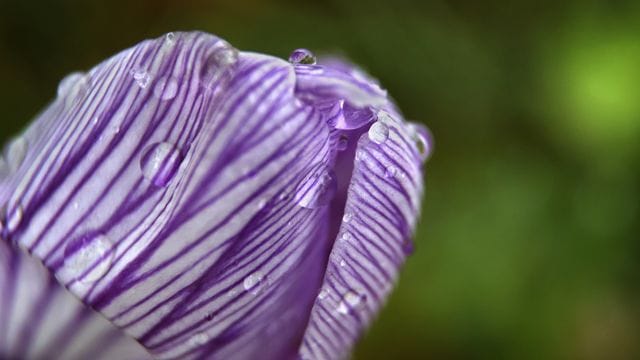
[1,0,639,358]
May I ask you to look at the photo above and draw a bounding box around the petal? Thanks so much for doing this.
[294,61,388,108]
[0,240,150,359]
[299,111,426,359]
[1,32,337,359]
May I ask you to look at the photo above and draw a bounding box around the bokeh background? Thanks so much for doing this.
[1,0,639,358]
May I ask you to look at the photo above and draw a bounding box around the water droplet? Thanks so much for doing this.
[355,150,366,162]
[165,32,176,44]
[57,72,89,99]
[341,232,351,241]
[63,233,115,283]
[243,271,266,295]
[2,204,23,235]
[257,198,268,210]
[288,49,317,65]
[189,332,209,346]
[384,165,398,178]
[204,312,214,321]
[294,165,337,209]
[140,142,184,187]
[4,137,27,173]
[153,76,178,100]
[368,121,389,144]
[339,259,346,267]
[342,212,353,223]
[336,135,349,151]
[201,40,239,87]
[337,290,366,315]
[317,288,330,300]
[130,68,152,89]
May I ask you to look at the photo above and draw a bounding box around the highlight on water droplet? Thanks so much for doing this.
[288,48,317,65]
[368,121,389,144]
[294,164,337,209]
[62,232,115,283]
[243,271,267,295]
[153,76,178,100]
[342,212,353,223]
[1,204,23,236]
[337,290,366,315]
[130,67,152,89]
[410,123,433,161]
[140,142,184,187]
[165,32,176,44]
[384,165,398,178]
[317,288,330,300]
[189,332,209,347]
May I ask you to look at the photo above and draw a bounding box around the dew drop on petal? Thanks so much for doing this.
[189,332,209,346]
[288,48,317,65]
[1,204,23,235]
[165,32,176,44]
[317,288,330,300]
[337,135,349,151]
[295,165,337,209]
[341,232,351,241]
[368,121,389,144]
[57,72,90,99]
[63,233,115,283]
[201,40,239,87]
[385,165,398,178]
[243,271,266,295]
[153,76,178,100]
[337,290,366,315]
[4,136,27,173]
[130,68,152,89]
[342,212,353,223]
[140,142,184,187]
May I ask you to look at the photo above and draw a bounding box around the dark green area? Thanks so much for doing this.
[1,0,639,358]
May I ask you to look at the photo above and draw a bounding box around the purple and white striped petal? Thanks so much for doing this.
[0,31,430,360]
[0,239,150,359]
[298,109,429,359]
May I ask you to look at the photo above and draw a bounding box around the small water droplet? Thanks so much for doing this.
[295,165,337,209]
[201,40,239,87]
[153,76,178,100]
[339,259,346,267]
[317,288,330,300]
[257,198,268,210]
[385,165,398,178]
[63,233,115,283]
[189,332,209,346]
[342,212,353,223]
[204,312,214,321]
[57,72,89,99]
[130,68,152,89]
[243,271,266,295]
[368,121,389,144]
[341,232,351,241]
[288,49,317,65]
[2,204,23,235]
[337,290,366,315]
[140,142,184,187]
[278,192,290,202]
[337,135,349,151]
[165,32,176,44]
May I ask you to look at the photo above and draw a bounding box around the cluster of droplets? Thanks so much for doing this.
[336,290,366,315]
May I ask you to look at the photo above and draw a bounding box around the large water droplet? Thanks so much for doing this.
[63,233,115,283]
[130,68,152,89]
[57,72,89,99]
[368,121,389,144]
[201,40,239,87]
[295,165,337,209]
[243,271,266,295]
[140,142,184,187]
[288,49,317,65]
[153,76,178,101]
[337,290,366,315]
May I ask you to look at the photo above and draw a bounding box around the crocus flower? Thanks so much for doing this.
[0,32,431,360]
